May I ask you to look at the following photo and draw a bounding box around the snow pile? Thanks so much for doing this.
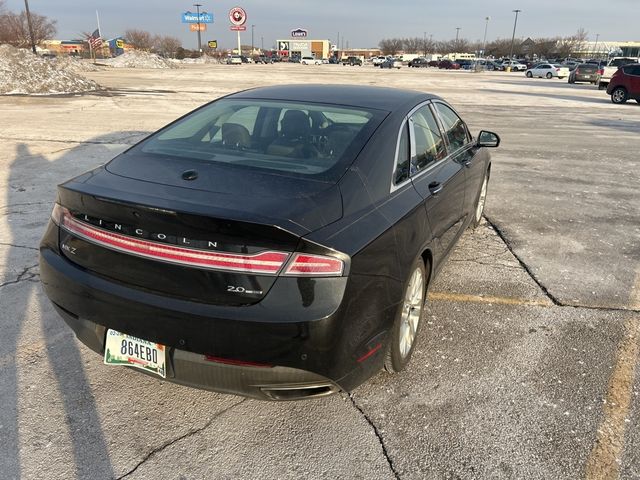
[52,56,104,73]
[179,55,221,64]
[0,44,101,95]
[102,51,178,69]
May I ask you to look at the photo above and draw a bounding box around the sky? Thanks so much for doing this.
[5,0,639,50]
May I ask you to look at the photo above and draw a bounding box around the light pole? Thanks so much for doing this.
[251,24,255,56]
[23,0,37,54]
[482,16,490,57]
[261,36,264,52]
[507,9,521,64]
[593,33,600,60]
[193,3,202,54]
[423,31,426,56]
[455,27,461,50]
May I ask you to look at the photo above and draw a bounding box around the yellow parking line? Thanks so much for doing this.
[428,291,553,307]
[585,317,640,480]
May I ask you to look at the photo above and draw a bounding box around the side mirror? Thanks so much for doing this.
[477,130,500,148]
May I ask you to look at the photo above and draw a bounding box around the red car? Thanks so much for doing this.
[606,64,640,104]
[438,60,460,70]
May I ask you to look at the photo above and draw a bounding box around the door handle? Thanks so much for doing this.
[464,160,472,168]
[428,182,443,195]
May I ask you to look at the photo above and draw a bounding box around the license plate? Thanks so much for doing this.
[104,329,166,378]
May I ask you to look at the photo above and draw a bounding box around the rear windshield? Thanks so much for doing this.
[134,98,384,181]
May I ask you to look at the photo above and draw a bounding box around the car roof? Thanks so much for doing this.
[228,84,436,111]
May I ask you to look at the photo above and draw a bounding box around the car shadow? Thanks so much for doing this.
[0,132,147,479]
[489,79,601,91]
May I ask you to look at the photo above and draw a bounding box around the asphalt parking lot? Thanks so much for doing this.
[1,64,639,479]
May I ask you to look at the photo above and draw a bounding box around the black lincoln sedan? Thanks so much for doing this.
[39,85,499,401]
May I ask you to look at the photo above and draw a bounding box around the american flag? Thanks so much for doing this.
[88,29,102,49]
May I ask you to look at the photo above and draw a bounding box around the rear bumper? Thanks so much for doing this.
[54,305,339,400]
[39,239,391,399]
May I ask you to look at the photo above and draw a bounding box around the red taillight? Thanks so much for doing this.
[283,253,344,277]
[575,68,580,74]
[57,207,347,277]
[597,68,604,75]
[60,208,290,274]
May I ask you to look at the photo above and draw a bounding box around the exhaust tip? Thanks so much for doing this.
[260,383,338,401]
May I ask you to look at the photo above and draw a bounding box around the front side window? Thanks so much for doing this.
[134,99,385,181]
[433,103,470,153]
[409,105,447,172]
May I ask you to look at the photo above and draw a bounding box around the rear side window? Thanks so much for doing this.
[433,103,471,152]
[409,105,447,172]
[623,65,640,76]
[136,99,385,181]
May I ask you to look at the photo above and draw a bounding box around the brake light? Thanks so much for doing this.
[59,208,290,274]
[597,68,604,75]
[283,253,344,277]
[575,68,580,74]
[50,203,64,225]
[556,68,560,71]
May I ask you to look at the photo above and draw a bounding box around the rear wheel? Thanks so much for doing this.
[385,258,427,373]
[611,87,628,104]
[471,170,489,229]
[546,72,553,79]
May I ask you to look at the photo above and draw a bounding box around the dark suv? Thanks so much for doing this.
[607,64,640,104]
[342,56,362,66]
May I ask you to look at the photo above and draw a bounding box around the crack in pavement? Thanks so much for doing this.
[346,393,401,480]
[0,242,38,251]
[0,264,39,289]
[483,215,640,314]
[483,215,562,306]
[115,398,247,479]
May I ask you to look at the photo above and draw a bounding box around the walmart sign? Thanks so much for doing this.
[181,11,214,23]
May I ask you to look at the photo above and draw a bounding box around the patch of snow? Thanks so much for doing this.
[101,51,179,69]
[0,44,101,95]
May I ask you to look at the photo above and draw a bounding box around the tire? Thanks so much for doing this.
[526,71,533,78]
[384,258,427,373]
[471,170,489,229]
[546,72,553,79]
[611,87,628,104]
[568,78,574,84]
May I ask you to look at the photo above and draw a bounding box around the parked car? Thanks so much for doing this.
[428,60,439,67]
[597,57,640,90]
[568,63,599,84]
[342,56,362,66]
[372,56,387,66]
[438,59,460,70]
[226,55,242,65]
[39,84,499,401]
[380,58,402,69]
[408,57,429,68]
[525,63,569,79]
[301,56,322,65]
[455,59,474,70]
[501,60,527,71]
[607,64,640,104]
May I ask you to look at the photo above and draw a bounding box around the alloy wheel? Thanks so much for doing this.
[398,267,424,358]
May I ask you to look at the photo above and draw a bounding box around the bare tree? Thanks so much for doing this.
[531,37,560,59]
[402,37,422,54]
[378,38,403,56]
[153,35,182,58]
[0,9,56,48]
[124,29,153,50]
[485,38,513,58]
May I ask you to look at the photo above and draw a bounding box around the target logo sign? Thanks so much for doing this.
[229,7,247,26]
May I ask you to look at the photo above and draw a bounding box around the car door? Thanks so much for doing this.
[432,101,483,230]
[406,103,466,260]
[626,65,640,96]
